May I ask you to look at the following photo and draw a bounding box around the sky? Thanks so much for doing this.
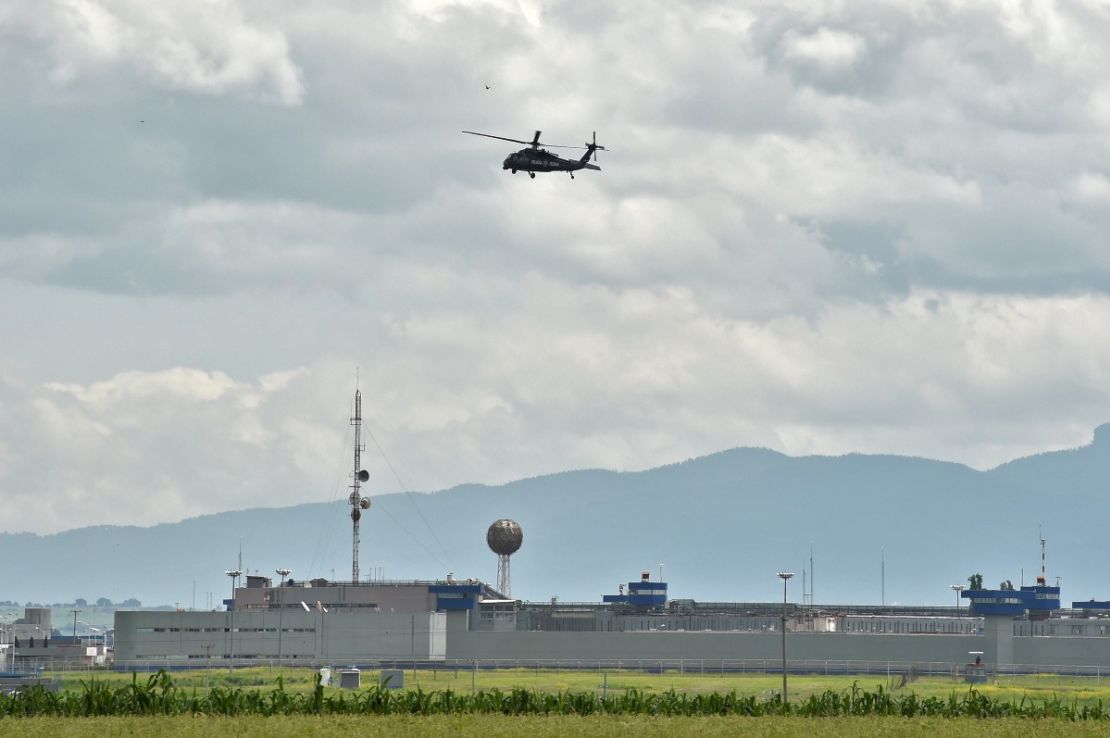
[4,0,1110,535]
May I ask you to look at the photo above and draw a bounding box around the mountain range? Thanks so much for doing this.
[5,426,1110,608]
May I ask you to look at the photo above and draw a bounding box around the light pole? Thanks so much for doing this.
[225,569,241,667]
[225,569,242,603]
[276,569,291,663]
[949,584,965,611]
[777,572,794,705]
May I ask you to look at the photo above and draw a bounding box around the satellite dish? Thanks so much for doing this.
[358,469,370,482]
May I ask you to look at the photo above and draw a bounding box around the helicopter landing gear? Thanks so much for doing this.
[511,169,517,174]
[528,172,535,179]
[569,172,575,179]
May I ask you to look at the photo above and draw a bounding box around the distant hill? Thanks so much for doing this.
[4,430,1109,607]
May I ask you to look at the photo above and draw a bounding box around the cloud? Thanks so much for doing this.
[781,27,867,69]
[4,1,1110,535]
[8,0,303,104]
[6,287,1110,533]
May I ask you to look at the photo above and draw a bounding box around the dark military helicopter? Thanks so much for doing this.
[462,130,606,179]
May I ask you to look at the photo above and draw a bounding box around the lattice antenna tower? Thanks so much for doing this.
[349,386,371,583]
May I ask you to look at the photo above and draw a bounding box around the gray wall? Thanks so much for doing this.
[1014,636,1110,667]
[112,607,1110,669]
[447,630,981,664]
[114,610,446,663]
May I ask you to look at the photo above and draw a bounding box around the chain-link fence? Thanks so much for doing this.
[68,657,1110,682]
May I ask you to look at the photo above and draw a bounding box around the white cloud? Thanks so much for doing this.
[1071,172,1110,202]
[781,27,866,69]
[6,288,1110,533]
[3,1,1110,534]
[11,0,303,103]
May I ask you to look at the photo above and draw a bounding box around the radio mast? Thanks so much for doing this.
[349,387,370,583]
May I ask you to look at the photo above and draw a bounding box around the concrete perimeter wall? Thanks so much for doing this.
[1014,636,1110,667]
[448,631,979,664]
[450,629,1110,668]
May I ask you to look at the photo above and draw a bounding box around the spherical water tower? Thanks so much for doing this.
[486,519,523,597]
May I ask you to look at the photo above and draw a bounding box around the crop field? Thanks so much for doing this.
[3,716,1110,738]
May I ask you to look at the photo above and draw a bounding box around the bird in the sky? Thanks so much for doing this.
[484,84,491,90]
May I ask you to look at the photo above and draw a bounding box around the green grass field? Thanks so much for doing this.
[2,715,1110,738]
[46,666,1110,707]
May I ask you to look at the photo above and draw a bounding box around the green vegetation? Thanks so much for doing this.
[2,716,1110,738]
[47,665,1110,706]
[4,670,1110,719]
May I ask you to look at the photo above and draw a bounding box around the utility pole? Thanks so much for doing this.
[71,609,81,642]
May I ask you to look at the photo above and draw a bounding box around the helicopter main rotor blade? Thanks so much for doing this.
[462,131,533,145]
[462,130,588,150]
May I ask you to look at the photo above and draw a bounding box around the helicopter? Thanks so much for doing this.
[462,130,606,179]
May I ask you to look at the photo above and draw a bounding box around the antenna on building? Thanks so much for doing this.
[1040,525,1047,582]
[881,546,885,606]
[350,384,371,583]
[810,545,815,606]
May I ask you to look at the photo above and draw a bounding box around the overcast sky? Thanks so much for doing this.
[4,0,1110,535]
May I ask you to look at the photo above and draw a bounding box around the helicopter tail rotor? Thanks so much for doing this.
[586,131,607,161]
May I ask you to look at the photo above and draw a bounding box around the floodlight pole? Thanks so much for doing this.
[276,569,291,663]
[225,569,241,667]
[777,572,794,705]
[949,584,965,611]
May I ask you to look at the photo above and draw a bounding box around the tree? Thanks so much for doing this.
[1000,580,1015,591]
[74,598,87,607]
[121,598,141,608]
[968,573,984,590]
[95,597,112,608]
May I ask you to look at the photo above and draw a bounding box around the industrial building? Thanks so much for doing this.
[1,607,109,669]
[110,569,1110,671]
[109,393,1110,673]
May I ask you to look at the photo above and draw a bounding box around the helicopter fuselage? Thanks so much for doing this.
[503,148,600,174]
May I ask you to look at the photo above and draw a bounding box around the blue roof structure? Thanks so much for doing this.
[429,582,490,611]
[603,575,668,609]
[961,584,1060,617]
